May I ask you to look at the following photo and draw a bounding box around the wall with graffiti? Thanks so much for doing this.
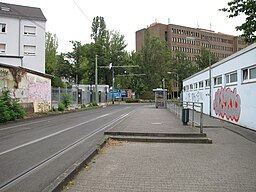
[0,65,51,112]
[213,87,241,122]
[183,43,256,131]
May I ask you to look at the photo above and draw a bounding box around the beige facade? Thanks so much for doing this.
[136,23,248,61]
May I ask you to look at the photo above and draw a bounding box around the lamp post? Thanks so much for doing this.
[186,37,212,116]
[167,71,179,98]
[111,64,115,104]
[95,55,98,104]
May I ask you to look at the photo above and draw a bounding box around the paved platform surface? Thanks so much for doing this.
[62,104,256,192]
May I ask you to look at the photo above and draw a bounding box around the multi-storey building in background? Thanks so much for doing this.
[136,22,247,62]
[0,2,46,74]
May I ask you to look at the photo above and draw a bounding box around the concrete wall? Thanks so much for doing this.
[183,43,256,131]
[0,65,51,112]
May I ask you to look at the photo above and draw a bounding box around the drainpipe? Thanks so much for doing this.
[18,17,23,67]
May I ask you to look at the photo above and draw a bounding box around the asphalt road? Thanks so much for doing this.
[0,104,143,192]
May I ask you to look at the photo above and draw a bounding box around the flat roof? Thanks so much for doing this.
[183,43,256,82]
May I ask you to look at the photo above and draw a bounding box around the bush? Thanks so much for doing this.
[125,98,140,103]
[0,91,26,123]
[58,103,65,111]
[61,93,72,108]
[87,102,98,107]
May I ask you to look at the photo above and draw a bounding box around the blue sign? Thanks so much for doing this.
[109,89,120,99]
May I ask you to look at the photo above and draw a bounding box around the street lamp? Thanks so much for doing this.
[186,37,212,116]
[95,55,98,104]
[167,71,179,98]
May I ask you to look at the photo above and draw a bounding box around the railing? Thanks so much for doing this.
[166,100,204,133]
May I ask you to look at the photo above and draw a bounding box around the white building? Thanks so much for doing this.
[0,2,46,74]
[183,43,256,131]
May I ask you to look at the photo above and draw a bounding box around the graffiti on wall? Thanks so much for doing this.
[28,82,50,102]
[10,88,28,99]
[0,69,9,77]
[0,66,51,112]
[213,87,241,122]
[185,91,204,102]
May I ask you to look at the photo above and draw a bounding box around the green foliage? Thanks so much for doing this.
[134,30,172,97]
[45,32,58,75]
[61,93,72,108]
[88,102,98,107]
[195,49,219,71]
[91,16,107,43]
[125,98,140,103]
[52,76,65,88]
[58,103,65,111]
[220,0,256,43]
[170,52,198,92]
[81,104,86,108]
[0,91,26,123]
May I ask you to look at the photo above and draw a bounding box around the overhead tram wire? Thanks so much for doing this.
[72,0,91,23]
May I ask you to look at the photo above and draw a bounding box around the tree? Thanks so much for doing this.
[45,32,58,75]
[220,0,256,43]
[195,49,219,71]
[136,31,172,98]
[65,41,88,84]
[91,16,107,43]
[170,52,197,93]
[55,53,72,86]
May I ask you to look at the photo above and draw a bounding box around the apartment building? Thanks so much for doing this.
[0,2,46,74]
[136,22,248,62]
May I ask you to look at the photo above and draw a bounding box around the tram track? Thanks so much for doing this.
[0,105,139,191]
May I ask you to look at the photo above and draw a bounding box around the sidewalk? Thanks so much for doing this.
[62,104,256,192]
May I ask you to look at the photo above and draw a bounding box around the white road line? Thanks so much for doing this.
[0,114,109,156]
[0,119,52,131]
[0,112,131,190]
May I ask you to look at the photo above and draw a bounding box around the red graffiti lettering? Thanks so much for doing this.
[213,87,241,122]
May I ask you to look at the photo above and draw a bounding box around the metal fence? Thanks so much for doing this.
[166,100,204,133]
[51,87,110,108]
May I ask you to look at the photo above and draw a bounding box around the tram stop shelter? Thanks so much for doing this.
[153,88,168,108]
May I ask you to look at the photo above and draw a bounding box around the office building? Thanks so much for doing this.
[136,22,247,62]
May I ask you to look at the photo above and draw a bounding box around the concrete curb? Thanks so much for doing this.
[107,135,213,144]
[43,140,106,192]
[105,131,207,137]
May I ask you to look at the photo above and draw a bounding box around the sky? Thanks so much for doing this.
[1,0,246,53]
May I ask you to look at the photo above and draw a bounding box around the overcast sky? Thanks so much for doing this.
[2,0,246,53]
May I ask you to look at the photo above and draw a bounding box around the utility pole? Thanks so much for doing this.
[95,55,98,104]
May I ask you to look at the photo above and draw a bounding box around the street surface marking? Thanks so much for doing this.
[151,122,162,125]
[0,114,109,156]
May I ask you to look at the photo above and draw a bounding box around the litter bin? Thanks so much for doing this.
[182,108,189,125]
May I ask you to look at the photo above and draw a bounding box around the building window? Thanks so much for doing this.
[0,23,6,33]
[0,43,6,53]
[225,72,237,84]
[214,76,222,86]
[24,26,36,35]
[194,83,198,89]
[199,81,204,88]
[189,84,193,90]
[24,45,36,55]
[205,79,210,87]
[242,66,256,82]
